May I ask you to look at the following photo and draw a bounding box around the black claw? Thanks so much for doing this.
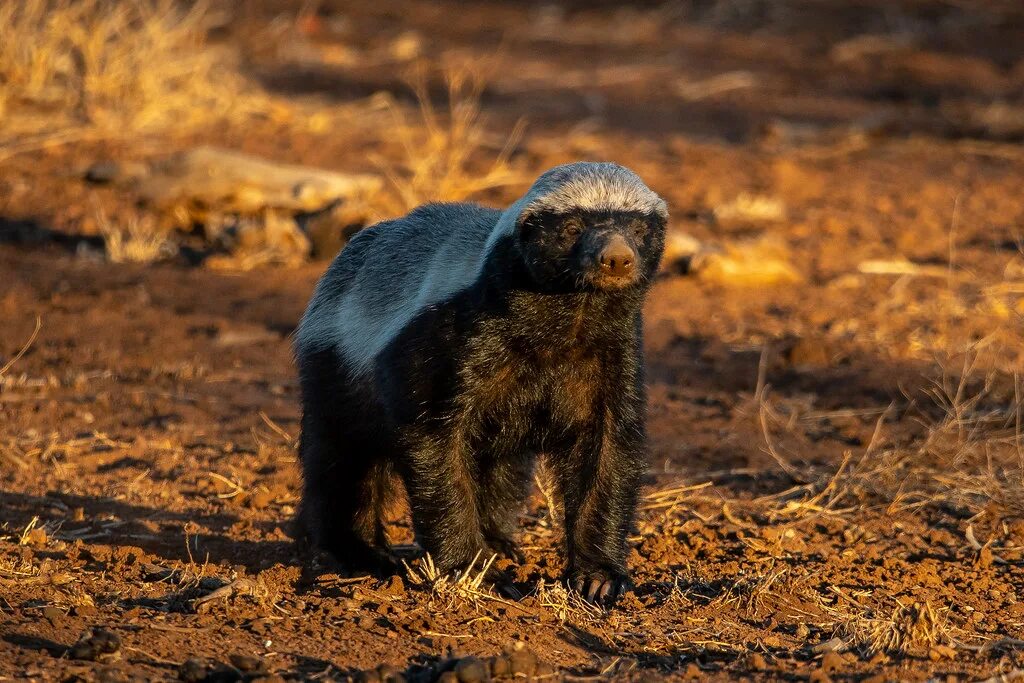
[566,569,629,607]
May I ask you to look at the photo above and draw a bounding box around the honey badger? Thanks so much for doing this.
[294,162,667,605]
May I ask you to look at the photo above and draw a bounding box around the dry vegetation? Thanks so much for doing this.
[2,0,1024,680]
[0,0,254,143]
[370,66,527,216]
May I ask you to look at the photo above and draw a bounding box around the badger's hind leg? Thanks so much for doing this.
[296,352,398,575]
[298,420,398,575]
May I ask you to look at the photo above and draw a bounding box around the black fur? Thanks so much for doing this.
[295,176,666,606]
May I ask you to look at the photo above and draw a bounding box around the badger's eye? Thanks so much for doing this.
[628,218,648,239]
[561,216,584,237]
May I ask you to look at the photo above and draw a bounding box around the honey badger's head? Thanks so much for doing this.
[510,162,668,293]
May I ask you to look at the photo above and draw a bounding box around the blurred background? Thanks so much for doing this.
[1,1,1024,680]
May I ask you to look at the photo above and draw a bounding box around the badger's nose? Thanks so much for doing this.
[598,236,636,278]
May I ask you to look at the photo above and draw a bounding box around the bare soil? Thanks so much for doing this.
[2,1,1024,681]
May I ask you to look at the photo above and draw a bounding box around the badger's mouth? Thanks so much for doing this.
[583,267,641,291]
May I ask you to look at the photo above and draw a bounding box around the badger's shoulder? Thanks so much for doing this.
[295,202,503,373]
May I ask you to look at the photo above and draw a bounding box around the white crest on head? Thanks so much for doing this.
[484,162,667,253]
[299,162,667,376]
[521,162,668,220]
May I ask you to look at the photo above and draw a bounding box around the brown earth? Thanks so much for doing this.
[2,1,1024,681]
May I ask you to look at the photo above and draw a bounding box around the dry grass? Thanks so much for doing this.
[0,317,41,381]
[713,193,786,223]
[837,599,957,656]
[371,65,526,216]
[694,236,804,287]
[533,579,603,625]
[97,210,177,264]
[404,551,504,610]
[0,0,259,148]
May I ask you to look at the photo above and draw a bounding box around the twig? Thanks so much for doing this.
[965,525,1008,565]
[0,317,42,379]
[125,645,180,667]
[259,411,294,444]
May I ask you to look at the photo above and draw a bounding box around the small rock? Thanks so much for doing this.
[534,661,556,678]
[821,651,843,673]
[26,527,47,548]
[376,663,405,683]
[92,629,120,655]
[378,574,405,597]
[507,646,536,677]
[247,488,275,510]
[41,606,64,623]
[812,637,847,654]
[454,657,487,683]
[69,627,121,661]
[95,667,127,683]
[928,644,957,661]
[229,653,265,673]
[69,642,97,661]
[747,652,767,670]
[178,658,210,682]
[489,655,510,678]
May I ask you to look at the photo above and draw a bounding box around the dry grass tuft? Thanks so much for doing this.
[713,193,786,223]
[841,600,956,656]
[715,564,793,618]
[98,210,177,264]
[404,551,502,609]
[751,341,1023,520]
[371,65,526,216]
[694,237,803,287]
[534,579,603,625]
[0,0,259,148]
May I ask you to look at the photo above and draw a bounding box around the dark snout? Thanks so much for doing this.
[589,233,638,288]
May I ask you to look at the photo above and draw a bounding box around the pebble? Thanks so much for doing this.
[454,657,487,683]
[489,655,510,678]
[821,651,843,673]
[178,658,210,682]
[534,661,556,678]
[229,653,265,673]
[506,644,536,677]
[69,627,121,661]
[928,644,957,661]
[41,606,63,623]
[376,664,405,683]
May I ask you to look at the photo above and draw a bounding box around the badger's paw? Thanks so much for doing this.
[566,567,629,608]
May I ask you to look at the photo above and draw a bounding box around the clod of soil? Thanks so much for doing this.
[68,627,122,662]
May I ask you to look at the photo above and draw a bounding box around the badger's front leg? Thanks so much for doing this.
[404,432,488,574]
[552,405,645,607]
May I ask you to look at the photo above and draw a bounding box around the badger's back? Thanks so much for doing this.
[295,202,503,375]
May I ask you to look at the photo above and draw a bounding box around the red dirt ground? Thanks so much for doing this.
[2,1,1024,681]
